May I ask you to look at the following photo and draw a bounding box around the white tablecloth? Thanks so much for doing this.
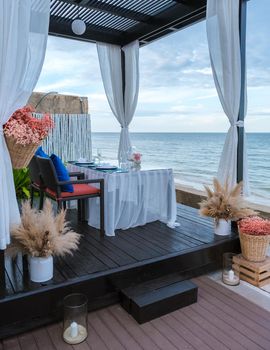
[68,165,178,236]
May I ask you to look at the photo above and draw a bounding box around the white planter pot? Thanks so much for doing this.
[29,255,53,282]
[214,219,231,236]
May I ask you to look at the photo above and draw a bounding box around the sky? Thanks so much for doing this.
[36,0,270,133]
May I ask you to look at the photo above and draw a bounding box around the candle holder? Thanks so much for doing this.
[63,293,88,344]
[222,252,240,286]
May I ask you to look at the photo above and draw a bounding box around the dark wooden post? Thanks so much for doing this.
[121,48,126,107]
[0,250,5,297]
[237,0,247,183]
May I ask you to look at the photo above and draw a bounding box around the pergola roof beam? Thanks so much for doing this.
[60,0,167,26]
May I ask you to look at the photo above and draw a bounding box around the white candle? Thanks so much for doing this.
[70,321,78,338]
[228,269,235,281]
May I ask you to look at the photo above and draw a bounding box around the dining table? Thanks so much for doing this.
[68,163,178,236]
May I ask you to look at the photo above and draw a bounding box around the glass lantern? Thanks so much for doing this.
[222,252,240,286]
[63,293,88,344]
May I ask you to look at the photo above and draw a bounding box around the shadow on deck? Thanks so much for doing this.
[0,204,240,339]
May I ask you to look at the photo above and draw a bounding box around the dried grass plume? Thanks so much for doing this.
[199,178,256,222]
[8,199,80,257]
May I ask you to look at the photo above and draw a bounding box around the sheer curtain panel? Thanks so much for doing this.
[206,0,249,193]
[97,40,139,163]
[0,0,50,249]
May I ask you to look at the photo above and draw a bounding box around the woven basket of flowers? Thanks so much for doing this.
[3,106,53,169]
[238,217,270,262]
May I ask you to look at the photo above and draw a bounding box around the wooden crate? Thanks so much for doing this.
[233,254,270,287]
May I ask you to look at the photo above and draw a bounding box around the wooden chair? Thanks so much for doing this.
[36,156,105,236]
[28,156,84,210]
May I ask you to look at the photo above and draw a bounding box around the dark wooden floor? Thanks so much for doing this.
[2,276,270,350]
[0,204,240,339]
[4,204,237,296]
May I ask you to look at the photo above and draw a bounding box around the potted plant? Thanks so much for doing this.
[8,199,80,282]
[199,178,255,235]
[238,216,270,262]
[3,105,54,169]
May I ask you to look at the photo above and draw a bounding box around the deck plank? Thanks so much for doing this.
[31,328,56,350]
[195,277,270,329]
[110,305,164,350]
[46,324,73,350]
[96,308,142,349]
[2,276,270,350]
[77,225,137,265]
[87,312,126,350]
[17,334,38,350]
[2,338,21,350]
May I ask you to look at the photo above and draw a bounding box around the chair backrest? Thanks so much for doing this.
[28,156,42,186]
[36,157,59,193]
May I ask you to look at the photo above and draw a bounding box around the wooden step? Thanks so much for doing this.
[120,276,198,324]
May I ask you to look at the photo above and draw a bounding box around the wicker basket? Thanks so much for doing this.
[5,135,41,169]
[239,230,270,262]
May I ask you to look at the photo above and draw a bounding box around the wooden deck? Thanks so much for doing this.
[0,205,240,338]
[2,276,270,350]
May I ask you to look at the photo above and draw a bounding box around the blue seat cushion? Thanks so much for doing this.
[50,154,74,193]
[35,146,49,158]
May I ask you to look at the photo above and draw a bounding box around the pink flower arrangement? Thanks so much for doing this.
[4,105,54,146]
[132,152,142,164]
[238,216,270,236]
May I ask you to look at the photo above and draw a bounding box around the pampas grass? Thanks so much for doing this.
[8,199,80,257]
[199,178,256,223]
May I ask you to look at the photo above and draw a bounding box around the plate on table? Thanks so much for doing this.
[95,165,118,170]
[75,161,94,165]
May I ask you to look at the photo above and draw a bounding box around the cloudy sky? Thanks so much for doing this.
[36,0,270,133]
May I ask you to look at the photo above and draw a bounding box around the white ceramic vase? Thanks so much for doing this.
[29,255,53,282]
[214,219,231,236]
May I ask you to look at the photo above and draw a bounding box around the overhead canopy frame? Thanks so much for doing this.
[49,0,207,46]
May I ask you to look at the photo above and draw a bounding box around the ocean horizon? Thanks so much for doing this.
[91,132,270,205]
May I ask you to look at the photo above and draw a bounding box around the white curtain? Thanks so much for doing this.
[0,0,50,249]
[206,0,249,194]
[97,40,139,162]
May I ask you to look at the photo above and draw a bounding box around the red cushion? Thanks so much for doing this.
[46,184,100,199]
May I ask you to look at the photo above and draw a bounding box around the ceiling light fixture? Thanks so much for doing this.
[71,7,86,35]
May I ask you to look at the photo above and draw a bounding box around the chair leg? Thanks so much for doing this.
[100,188,105,237]
[39,191,44,210]
[30,186,34,208]
[57,200,63,211]
[77,200,82,221]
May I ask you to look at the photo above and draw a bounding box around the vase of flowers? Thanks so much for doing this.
[238,216,270,262]
[199,178,255,236]
[7,199,80,282]
[4,105,53,169]
[131,152,142,170]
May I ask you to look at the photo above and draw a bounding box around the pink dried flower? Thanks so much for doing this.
[4,105,54,145]
[238,216,270,236]
[132,152,142,162]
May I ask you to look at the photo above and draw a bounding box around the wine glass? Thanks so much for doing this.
[97,149,102,163]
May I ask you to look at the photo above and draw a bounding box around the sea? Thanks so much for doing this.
[91,132,270,205]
